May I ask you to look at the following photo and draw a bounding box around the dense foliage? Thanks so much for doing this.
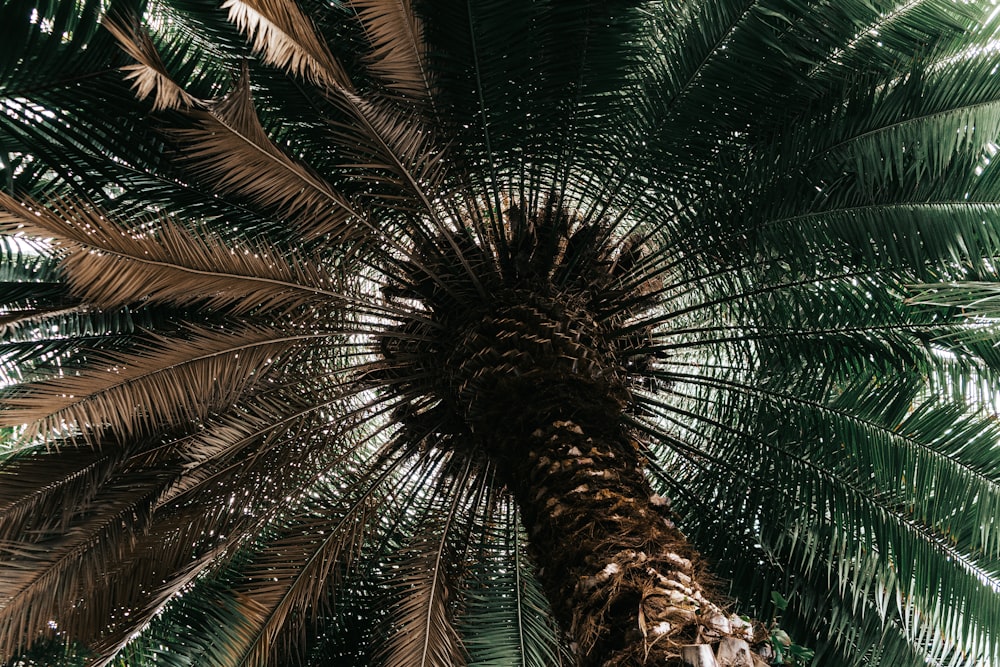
[2,0,1000,665]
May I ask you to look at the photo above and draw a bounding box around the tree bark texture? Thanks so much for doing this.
[507,418,760,666]
[428,294,767,665]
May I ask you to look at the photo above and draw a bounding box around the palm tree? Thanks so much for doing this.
[2,0,1000,665]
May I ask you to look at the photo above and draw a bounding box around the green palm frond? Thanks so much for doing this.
[457,506,566,667]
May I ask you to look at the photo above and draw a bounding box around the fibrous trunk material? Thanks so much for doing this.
[510,419,756,666]
[451,297,761,663]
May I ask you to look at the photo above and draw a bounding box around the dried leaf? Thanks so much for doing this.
[0,194,342,311]
[103,16,198,112]
[350,0,436,103]
[1,324,298,444]
[222,0,351,89]
[167,71,369,241]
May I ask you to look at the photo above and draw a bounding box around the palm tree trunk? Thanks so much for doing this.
[506,417,756,666]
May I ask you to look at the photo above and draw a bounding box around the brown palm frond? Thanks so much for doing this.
[76,468,302,663]
[0,420,267,598]
[350,0,436,106]
[332,91,448,192]
[220,0,352,89]
[85,423,395,664]
[0,471,170,662]
[167,71,372,242]
[159,4,447,233]
[148,409,282,510]
[92,546,222,662]
[0,194,343,312]
[4,417,358,663]
[0,324,301,444]
[0,447,123,543]
[103,16,199,112]
[65,510,249,665]
[150,382,395,513]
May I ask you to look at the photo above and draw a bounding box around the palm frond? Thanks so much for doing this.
[0,324,297,444]
[457,505,566,667]
[103,16,199,112]
[165,72,370,242]
[221,0,351,89]
[0,193,345,312]
[375,460,471,667]
[0,467,169,662]
[349,0,435,105]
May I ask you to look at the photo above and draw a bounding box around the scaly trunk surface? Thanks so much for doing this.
[509,417,734,666]
[442,295,761,666]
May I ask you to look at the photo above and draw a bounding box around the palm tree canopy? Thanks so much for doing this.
[2,0,1000,665]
